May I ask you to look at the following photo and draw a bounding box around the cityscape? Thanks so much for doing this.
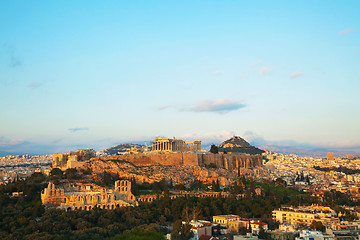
[1,1,360,240]
[1,136,360,239]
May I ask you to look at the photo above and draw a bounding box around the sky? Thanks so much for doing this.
[1,1,360,156]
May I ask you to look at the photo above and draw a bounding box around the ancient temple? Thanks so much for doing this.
[151,137,201,152]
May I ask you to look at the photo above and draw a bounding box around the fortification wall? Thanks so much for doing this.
[95,152,262,169]
[197,154,262,170]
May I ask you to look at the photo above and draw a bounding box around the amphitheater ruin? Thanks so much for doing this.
[41,180,137,211]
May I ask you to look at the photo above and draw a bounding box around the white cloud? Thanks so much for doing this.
[158,105,170,110]
[260,67,272,75]
[181,130,235,144]
[339,28,355,36]
[27,82,40,88]
[68,127,89,133]
[290,71,302,78]
[0,136,24,146]
[187,99,246,114]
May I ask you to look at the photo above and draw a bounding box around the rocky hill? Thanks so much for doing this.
[218,136,264,155]
[99,144,146,155]
[81,158,259,187]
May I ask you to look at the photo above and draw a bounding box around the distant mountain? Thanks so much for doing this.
[260,144,360,158]
[218,136,264,155]
[99,144,146,155]
[0,151,10,157]
[0,151,19,157]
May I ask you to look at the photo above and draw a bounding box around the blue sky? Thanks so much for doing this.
[1,1,359,155]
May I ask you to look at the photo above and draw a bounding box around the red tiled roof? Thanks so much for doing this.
[251,221,267,225]
[199,236,212,240]
[199,236,219,240]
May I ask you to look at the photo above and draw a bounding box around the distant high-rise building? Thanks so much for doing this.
[327,152,334,161]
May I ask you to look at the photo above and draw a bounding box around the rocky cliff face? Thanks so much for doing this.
[82,159,239,186]
[91,152,262,169]
[82,152,263,186]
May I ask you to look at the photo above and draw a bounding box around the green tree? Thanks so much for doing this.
[111,230,164,240]
[210,145,219,154]
[258,225,271,240]
[49,168,63,180]
[275,178,286,187]
[171,220,193,240]
[64,168,79,179]
[282,190,290,203]
[310,220,325,232]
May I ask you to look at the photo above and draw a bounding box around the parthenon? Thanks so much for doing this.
[152,137,201,152]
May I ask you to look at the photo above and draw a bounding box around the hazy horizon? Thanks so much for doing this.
[1,1,359,156]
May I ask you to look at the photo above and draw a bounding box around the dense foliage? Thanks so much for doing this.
[0,172,357,239]
[314,166,360,175]
[209,145,219,154]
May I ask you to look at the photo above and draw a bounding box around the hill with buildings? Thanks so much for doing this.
[218,136,264,155]
[99,144,146,155]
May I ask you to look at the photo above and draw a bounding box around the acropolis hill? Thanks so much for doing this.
[53,136,262,169]
[51,136,264,186]
[42,136,266,211]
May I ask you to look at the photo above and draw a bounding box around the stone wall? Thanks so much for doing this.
[52,149,96,170]
[95,152,262,169]
[198,154,263,170]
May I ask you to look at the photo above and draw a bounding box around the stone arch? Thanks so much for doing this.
[67,207,72,211]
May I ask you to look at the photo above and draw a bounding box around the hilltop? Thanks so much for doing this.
[99,143,146,155]
[218,136,264,155]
